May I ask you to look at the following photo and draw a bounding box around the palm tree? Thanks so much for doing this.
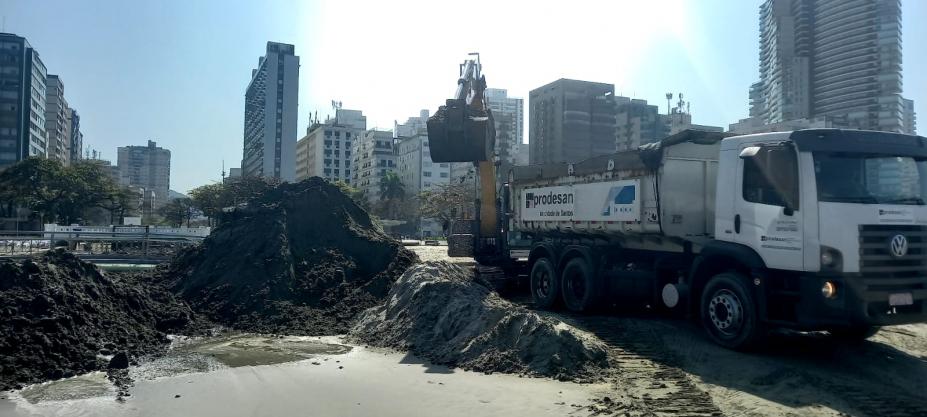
[380,172,406,202]
[379,172,406,219]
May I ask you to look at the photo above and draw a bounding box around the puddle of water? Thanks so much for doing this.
[12,334,353,405]
[18,372,113,404]
[176,334,353,368]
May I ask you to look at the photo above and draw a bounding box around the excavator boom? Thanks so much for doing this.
[427,54,500,249]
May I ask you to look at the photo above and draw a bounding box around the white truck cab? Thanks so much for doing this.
[710,129,927,343]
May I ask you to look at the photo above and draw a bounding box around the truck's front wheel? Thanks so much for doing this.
[700,272,766,350]
[530,258,559,309]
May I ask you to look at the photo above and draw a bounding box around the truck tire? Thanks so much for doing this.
[561,257,599,312]
[700,272,766,350]
[530,258,559,309]
[829,326,880,342]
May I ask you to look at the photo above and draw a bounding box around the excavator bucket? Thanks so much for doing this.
[427,99,495,163]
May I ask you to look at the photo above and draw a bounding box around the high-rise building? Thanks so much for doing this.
[0,33,48,170]
[395,134,449,196]
[295,109,365,183]
[394,110,429,138]
[751,0,904,132]
[44,75,71,165]
[529,79,616,165]
[615,96,667,151]
[351,129,396,204]
[67,108,83,163]
[242,42,299,181]
[395,133,450,237]
[902,98,917,135]
[484,88,524,165]
[117,140,171,209]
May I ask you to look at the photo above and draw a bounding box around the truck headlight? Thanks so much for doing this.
[820,245,842,272]
[821,281,838,299]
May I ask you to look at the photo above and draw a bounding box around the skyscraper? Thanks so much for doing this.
[0,33,48,170]
[752,0,904,132]
[484,88,524,165]
[902,98,917,135]
[117,140,171,209]
[615,96,666,151]
[351,129,396,204]
[242,42,299,181]
[529,79,616,165]
[44,74,70,165]
[67,108,83,163]
[295,109,365,183]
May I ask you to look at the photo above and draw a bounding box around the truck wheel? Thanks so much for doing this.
[829,326,880,342]
[561,258,599,312]
[530,258,559,309]
[700,272,765,350]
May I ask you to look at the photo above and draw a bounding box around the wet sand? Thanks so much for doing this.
[1,335,605,417]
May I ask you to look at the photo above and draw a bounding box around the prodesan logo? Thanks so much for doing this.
[526,191,573,209]
[601,185,636,216]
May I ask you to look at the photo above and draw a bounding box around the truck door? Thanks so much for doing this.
[734,143,804,270]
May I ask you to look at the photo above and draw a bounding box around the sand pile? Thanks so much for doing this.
[350,261,609,380]
[0,251,196,391]
[162,178,418,335]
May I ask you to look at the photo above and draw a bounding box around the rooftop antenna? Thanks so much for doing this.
[665,93,673,115]
[221,159,226,181]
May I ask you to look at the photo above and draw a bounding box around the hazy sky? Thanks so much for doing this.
[2,0,925,193]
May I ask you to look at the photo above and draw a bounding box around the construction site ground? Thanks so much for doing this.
[1,244,925,417]
[410,245,927,417]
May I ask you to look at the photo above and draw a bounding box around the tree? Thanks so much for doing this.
[333,180,370,211]
[189,183,224,226]
[0,157,75,224]
[378,172,407,219]
[418,182,473,227]
[158,197,198,227]
[100,187,141,225]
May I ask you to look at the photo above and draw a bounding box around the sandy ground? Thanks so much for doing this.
[410,246,927,417]
[0,335,609,417]
[3,245,924,417]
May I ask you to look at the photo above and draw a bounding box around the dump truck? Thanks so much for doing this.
[427,57,927,349]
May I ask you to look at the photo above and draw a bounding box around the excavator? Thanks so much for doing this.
[426,53,502,265]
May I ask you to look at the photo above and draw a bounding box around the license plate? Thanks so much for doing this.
[889,293,914,306]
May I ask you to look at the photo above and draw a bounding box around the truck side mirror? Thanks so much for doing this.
[739,146,761,159]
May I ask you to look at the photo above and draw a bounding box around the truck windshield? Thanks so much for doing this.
[814,152,927,205]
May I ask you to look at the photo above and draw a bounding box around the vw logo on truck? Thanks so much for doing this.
[890,234,909,258]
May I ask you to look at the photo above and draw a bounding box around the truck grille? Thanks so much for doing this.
[858,225,927,291]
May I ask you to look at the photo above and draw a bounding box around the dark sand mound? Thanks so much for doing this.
[162,178,418,335]
[0,251,195,391]
[351,261,609,381]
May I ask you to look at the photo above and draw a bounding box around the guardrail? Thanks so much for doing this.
[0,225,211,261]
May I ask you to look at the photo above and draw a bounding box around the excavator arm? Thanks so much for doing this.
[427,54,499,248]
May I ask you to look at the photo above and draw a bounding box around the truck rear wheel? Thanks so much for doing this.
[561,258,599,312]
[530,258,559,309]
[700,272,766,350]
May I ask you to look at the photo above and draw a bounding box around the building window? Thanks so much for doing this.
[440,172,448,178]
[423,171,432,177]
